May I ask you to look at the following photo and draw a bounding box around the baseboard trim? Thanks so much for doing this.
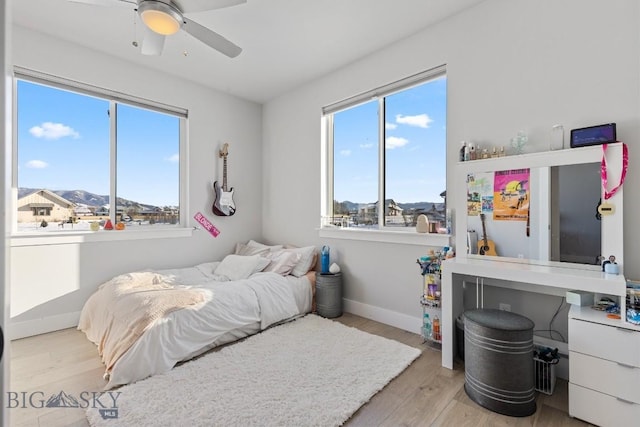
[10,311,81,340]
[343,298,421,335]
[10,302,421,340]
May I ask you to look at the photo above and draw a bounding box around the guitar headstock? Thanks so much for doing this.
[219,143,229,158]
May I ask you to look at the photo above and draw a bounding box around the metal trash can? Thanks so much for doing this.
[316,272,343,318]
[456,314,465,361]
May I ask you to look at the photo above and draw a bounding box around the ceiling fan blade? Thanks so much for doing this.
[182,17,242,58]
[141,27,166,56]
[68,0,136,8]
[174,0,246,14]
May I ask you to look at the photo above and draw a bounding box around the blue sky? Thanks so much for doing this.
[17,80,180,207]
[333,76,447,204]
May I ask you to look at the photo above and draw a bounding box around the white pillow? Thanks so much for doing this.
[214,255,270,281]
[234,243,270,256]
[262,250,302,276]
[247,239,284,252]
[286,246,317,277]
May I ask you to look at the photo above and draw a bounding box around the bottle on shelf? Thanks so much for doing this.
[550,124,564,151]
[423,312,432,340]
[459,141,467,162]
[432,315,441,341]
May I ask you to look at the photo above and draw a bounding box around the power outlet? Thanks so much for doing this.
[499,303,511,312]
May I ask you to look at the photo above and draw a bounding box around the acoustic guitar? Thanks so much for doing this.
[212,143,236,216]
[477,213,497,256]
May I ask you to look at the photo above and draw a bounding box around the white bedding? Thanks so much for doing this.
[80,262,313,389]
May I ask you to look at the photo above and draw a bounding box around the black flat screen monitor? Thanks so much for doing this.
[570,123,616,148]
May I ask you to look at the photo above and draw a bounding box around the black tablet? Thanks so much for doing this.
[570,123,616,148]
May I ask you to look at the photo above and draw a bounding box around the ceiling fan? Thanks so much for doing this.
[69,0,245,57]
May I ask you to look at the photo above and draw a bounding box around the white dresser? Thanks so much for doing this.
[568,306,640,426]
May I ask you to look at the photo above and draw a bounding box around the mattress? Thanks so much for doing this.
[79,261,314,388]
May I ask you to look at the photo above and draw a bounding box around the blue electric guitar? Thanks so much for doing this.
[212,143,236,216]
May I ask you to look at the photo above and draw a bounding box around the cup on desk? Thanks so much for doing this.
[604,263,620,275]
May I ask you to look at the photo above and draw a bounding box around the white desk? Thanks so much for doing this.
[440,256,627,369]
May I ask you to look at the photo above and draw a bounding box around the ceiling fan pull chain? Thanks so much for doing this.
[131,9,139,47]
[182,30,189,56]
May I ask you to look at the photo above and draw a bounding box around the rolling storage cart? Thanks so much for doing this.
[417,252,446,350]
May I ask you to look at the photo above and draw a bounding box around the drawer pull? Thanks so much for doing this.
[617,362,636,369]
[616,397,635,405]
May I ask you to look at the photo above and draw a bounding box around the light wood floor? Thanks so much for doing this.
[9,313,593,427]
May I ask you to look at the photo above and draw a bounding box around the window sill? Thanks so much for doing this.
[10,227,193,247]
[318,227,451,247]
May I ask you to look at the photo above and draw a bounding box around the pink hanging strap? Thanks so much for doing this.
[601,143,628,200]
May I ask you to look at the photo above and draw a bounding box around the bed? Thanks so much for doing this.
[78,241,317,389]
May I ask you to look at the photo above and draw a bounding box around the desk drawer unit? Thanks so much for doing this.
[568,318,640,424]
[569,351,640,403]
[569,383,639,426]
[568,318,640,367]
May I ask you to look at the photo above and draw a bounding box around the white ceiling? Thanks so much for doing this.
[13,0,484,103]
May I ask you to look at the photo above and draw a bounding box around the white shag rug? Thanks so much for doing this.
[87,314,421,427]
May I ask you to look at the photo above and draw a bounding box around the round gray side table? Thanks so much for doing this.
[316,272,343,318]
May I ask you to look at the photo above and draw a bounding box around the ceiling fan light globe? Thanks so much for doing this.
[138,1,183,36]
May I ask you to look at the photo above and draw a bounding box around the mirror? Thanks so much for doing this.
[466,163,602,266]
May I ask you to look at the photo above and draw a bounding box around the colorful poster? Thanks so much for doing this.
[467,172,493,216]
[481,196,494,213]
[493,169,530,221]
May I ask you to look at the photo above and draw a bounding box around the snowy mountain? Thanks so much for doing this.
[18,188,160,210]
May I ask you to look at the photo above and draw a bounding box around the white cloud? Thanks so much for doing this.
[29,122,80,140]
[26,160,48,169]
[167,153,180,163]
[386,136,409,150]
[339,149,351,156]
[385,122,397,130]
[359,143,373,149]
[395,114,433,128]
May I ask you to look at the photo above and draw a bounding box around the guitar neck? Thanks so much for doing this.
[481,215,488,245]
[222,156,228,192]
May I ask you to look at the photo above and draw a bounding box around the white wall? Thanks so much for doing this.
[10,26,264,338]
[262,0,640,333]
[1,0,11,423]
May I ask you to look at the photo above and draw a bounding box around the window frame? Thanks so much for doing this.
[11,67,191,244]
[320,66,449,246]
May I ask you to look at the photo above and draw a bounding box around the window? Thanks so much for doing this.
[323,66,447,232]
[33,207,51,217]
[14,69,186,233]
